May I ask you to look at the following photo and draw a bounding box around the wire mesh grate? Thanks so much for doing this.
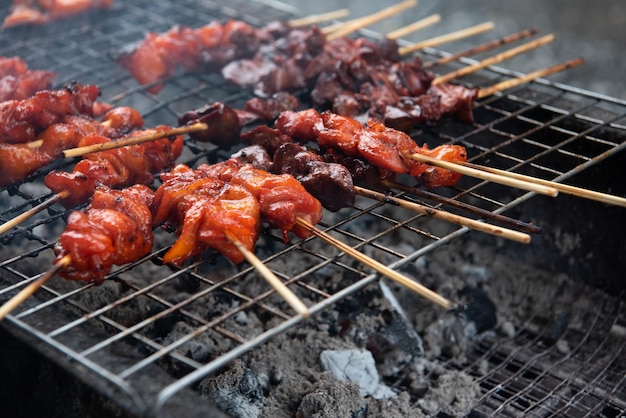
[0,1,625,417]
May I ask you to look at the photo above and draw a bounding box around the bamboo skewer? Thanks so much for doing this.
[385,14,441,40]
[431,33,556,85]
[477,57,585,99]
[0,122,209,236]
[225,231,310,317]
[423,28,539,69]
[463,162,626,208]
[289,8,351,27]
[0,233,314,321]
[402,152,559,197]
[63,122,208,158]
[0,254,71,321]
[296,218,453,309]
[324,0,418,40]
[0,190,69,235]
[26,122,207,154]
[354,186,531,243]
[399,21,495,55]
[382,179,542,234]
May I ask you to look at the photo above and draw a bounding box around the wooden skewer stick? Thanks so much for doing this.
[0,190,70,235]
[423,28,539,69]
[399,21,495,55]
[431,34,555,85]
[289,8,351,27]
[402,152,559,197]
[463,162,626,208]
[225,231,310,317]
[477,57,585,99]
[385,14,441,40]
[1,123,209,236]
[63,122,208,159]
[354,186,530,243]
[295,218,453,309]
[382,179,542,234]
[0,254,71,321]
[27,122,207,153]
[325,0,418,40]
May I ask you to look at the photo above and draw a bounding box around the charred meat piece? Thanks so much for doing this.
[273,143,354,212]
[178,102,241,147]
[275,109,468,189]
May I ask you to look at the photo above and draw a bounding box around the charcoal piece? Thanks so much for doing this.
[297,377,368,418]
[455,286,497,334]
[199,360,264,418]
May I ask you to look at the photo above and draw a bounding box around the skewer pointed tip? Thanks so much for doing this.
[0,254,71,321]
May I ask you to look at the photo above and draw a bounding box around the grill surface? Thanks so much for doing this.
[0,1,625,417]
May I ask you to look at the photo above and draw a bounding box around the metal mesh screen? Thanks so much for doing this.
[0,1,624,417]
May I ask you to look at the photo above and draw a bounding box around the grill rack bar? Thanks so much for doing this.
[0,1,625,417]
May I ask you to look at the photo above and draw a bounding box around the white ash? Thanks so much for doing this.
[320,349,396,399]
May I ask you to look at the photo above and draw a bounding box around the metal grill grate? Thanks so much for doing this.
[0,1,625,417]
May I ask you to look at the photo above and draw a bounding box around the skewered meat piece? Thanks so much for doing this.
[178,95,301,148]
[53,184,154,284]
[178,101,241,146]
[0,106,144,189]
[240,126,293,156]
[231,144,274,172]
[241,92,301,123]
[3,0,114,28]
[44,126,184,208]
[0,142,55,188]
[234,132,354,212]
[152,165,260,265]
[116,19,278,94]
[223,25,326,97]
[197,160,323,242]
[0,56,56,101]
[275,109,467,189]
[239,126,385,194]
[0,82,101,144]
[272,143,354,212]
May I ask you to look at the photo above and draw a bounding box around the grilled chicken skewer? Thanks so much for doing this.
[0,105,147,188]
[155,161,452,308]
[0,124,194,235]
[0,184,155,320]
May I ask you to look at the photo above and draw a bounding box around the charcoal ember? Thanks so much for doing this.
[414,365,481,416]
[199,359,264,418]
[296,378,368,418]
[456,286,497,334]
[424,286,497,361]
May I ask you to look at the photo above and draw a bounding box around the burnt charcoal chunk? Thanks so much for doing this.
[456,286,497,334]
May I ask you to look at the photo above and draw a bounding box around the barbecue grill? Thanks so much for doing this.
[1,1,625,417]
